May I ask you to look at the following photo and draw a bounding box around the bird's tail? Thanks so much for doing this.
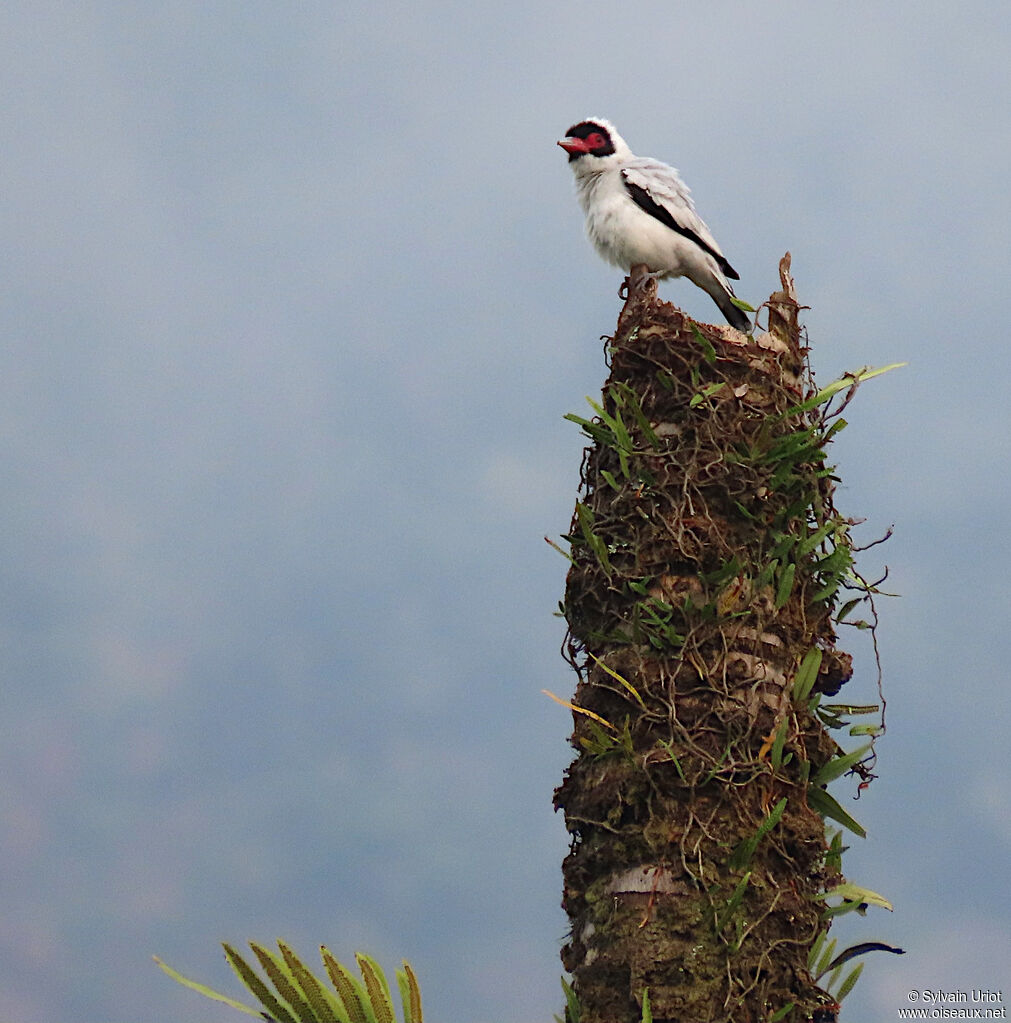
[714,288,751,333]
[699,270,751,333]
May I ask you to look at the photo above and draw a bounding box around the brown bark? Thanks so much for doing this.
[555,257,852,1023]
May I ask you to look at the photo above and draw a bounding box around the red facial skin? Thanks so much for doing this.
[557,131,608,155]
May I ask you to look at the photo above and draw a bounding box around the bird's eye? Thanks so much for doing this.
[587,133,604,149]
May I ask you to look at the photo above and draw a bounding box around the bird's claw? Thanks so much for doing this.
[622,265,660,299]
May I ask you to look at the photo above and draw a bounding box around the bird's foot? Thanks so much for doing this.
[620,264,662,299]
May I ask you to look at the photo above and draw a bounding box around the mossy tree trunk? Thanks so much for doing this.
[555,256,862,1023]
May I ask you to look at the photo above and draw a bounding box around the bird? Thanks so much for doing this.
[558,118,751,332]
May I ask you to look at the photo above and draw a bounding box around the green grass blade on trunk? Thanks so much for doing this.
[689,322,718,364]
[812,742,872,787]
[560,976,580,1023]
[729,798,787,870]
[819,882,893,912]
[575,502,613,576]
[806,929,826,972]
[587,651,646,709]
[833,962,864,1002]
[786,363,907,415]
[774,562,796,608]
[769,716,790,769]
[806,787,867,838]
[814,937,837,979]
[791,647,823,704]
[639,987,653,1023]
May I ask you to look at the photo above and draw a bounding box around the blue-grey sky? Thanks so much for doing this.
[1,3,1008,1021]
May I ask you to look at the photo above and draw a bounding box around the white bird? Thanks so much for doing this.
[558,118,750,332]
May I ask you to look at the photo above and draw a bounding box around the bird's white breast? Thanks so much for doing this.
[575,167,702,281]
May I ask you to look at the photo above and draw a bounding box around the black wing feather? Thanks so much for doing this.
[623,180,740,280]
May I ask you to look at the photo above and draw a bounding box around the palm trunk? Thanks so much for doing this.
[555,256,857,1023]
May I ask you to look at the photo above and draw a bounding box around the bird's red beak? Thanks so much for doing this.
[558,137,592,155]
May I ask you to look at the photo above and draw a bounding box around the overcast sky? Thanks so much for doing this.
[1,2,1009,1021]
